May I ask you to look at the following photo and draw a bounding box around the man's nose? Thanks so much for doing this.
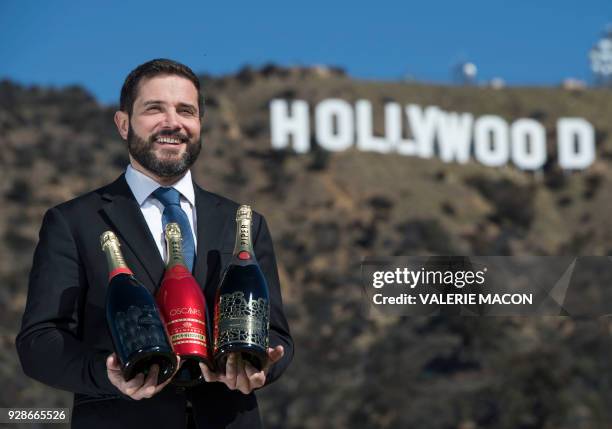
[161,109,181,129]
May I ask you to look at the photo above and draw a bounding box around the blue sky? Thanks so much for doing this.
[0,1,610,105]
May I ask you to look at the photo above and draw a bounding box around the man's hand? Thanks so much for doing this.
[106,353,179,400]
[199,345,284,395]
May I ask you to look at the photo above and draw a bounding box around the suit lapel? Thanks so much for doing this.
[193,184,227,290]
[100,175,228,294]
[101,175,165,291]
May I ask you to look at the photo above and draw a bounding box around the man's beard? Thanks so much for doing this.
[127,123,202,178]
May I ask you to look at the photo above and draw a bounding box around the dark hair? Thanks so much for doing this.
[119,58,204,117]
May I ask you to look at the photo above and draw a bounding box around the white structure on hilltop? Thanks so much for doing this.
[590,25,612,87]
[453,61,478,85]
[489,77,506,89]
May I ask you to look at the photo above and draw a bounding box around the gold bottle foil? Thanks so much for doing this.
[234,205,253,255]
[165,223,186,268]
[100,231,129,272]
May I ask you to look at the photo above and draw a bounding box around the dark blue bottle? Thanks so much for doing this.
[213,206,270,371]
[102,231,177,385]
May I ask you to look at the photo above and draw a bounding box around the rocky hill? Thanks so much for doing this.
[2,66,612,428]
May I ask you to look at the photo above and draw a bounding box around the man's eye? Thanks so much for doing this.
[147,106,161,112]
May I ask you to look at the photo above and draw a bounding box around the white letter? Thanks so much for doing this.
[436,110,473,163]
[373,272,384,288]
[384,271,395,284]
[385,103,418,155]
[407,104,439,158]
[355,100,393,153]
[511,119,547,170]
[270,99,310,153]
[474,115,510,167]
[557,118,595,170]
[315,99,354,151]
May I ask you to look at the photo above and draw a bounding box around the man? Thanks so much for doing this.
[16,59,294,429]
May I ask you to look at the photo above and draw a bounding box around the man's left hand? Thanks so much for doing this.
[199,345,284,394]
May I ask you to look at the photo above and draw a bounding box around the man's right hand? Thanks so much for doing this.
[106,353,178,400]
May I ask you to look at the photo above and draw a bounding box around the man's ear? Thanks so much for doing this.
[114,111,129,140]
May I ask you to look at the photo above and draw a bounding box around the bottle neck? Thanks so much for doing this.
[102,238,133,279]
[166,233,187,269]
[233,217,255,261]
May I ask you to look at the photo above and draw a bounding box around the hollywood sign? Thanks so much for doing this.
[269,99,595,170]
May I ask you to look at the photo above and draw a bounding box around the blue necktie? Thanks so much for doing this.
[153,187,195,272]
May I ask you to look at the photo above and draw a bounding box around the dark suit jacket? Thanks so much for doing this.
[16,174,294,429]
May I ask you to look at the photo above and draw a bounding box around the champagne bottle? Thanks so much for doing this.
[214,205,270,371]
[156,223,212,386]
[101,231,177,385]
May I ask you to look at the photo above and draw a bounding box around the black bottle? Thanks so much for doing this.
[213,205,270,371]
[102,230,177,385]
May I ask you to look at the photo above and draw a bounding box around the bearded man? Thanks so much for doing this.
[16,59,293,429]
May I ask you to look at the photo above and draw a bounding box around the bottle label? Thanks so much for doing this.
[164,306,208,350]
[170,331,207,346]
[237,251,251,261]
[215,291,269,350]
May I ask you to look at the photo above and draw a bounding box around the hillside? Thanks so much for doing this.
[2,66,612,428]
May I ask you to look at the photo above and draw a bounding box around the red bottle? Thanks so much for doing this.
[156,223,212,386]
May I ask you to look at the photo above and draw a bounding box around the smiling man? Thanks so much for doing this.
[118,71,203,185]
[16,59,294,429]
